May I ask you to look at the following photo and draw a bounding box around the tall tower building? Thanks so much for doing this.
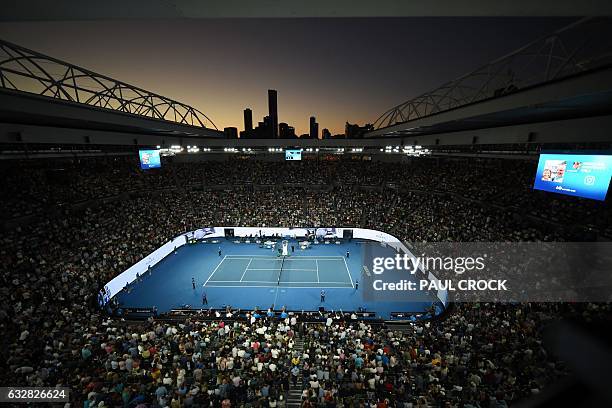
[268,89,278,138]
[309,116,319,139]
[243,108,253,132]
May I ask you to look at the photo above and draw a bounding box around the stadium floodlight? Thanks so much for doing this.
[156,145,161,149]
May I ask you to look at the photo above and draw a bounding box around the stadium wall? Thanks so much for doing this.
[2,114,612,149]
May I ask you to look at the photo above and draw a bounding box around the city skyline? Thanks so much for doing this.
[0,17,574,134]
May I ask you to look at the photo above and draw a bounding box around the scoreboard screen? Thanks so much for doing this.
[285,149,302,161]
[139,149,161,169]
[533,153,612,201]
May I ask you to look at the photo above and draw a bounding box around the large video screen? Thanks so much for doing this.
[139,149,161,169]
[285,149,302,161]
[533,153,612,201]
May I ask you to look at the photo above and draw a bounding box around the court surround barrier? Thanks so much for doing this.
[101,227,448,307]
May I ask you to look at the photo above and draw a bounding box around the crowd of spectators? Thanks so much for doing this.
[1,157,609,236]
[0,155,611,407]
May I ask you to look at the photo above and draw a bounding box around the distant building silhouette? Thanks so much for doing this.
[224,127,238,139]
[345,122,374,138]
[321,128,331,139]
[243,108,253,132]
[241,116,272,139]
[309,116,319,139]
[239,91,298,139]
[268,90,278,138]
[279,122,296,139]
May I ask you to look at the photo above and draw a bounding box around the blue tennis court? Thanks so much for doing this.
[114,239,436,319]
[205,255,353,288]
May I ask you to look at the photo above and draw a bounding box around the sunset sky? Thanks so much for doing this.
[0,17,574,135]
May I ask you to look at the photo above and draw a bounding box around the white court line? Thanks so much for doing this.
[342,256,355,288]
[225,256,282,260]
[315,258,347,261]
[203,255,227,286]
[207,280,353,284]
[273,285,280,308]
[205,284,353,288]
[210,280,276,283]
[225,255,344,259]
[239,258,253,282]
[316,259,320,283]
[247,268,317,271]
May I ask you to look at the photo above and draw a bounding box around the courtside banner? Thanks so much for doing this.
[362,242,612,302]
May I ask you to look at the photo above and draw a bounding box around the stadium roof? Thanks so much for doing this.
[3,0,612,20]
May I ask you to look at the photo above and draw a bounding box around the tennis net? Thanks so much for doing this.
[277,256,286,285]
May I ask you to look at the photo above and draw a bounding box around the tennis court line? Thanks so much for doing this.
[315,258,347,261]
[203,255,227,286]
[225,255,344,259]
[207,280,351,284]
[239,258,253,282]
[205,284,353,288]
[246,268,318,271]
[342,256,354,288]
[316,259,320,283]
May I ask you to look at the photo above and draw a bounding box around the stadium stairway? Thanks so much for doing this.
[286,336,305,408]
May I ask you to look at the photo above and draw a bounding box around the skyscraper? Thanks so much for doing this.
[309,116,319,139]
[224,127,238,139]
[279,123,296,139]
[268,89,278,138]
[243,108,253,132]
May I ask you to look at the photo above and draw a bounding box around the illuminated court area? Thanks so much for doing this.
[114,238,437,319]
[205,255,354,288]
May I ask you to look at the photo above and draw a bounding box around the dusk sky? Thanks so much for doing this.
[0,17,575,135]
